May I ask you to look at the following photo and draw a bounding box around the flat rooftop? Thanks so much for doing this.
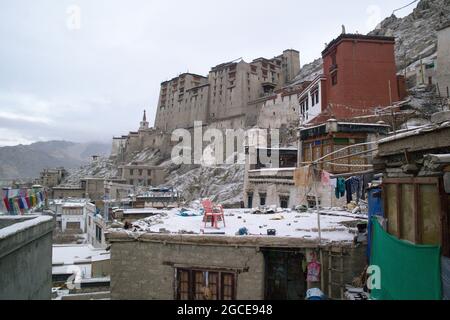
[52,244,108,265]
[127,208,366,244]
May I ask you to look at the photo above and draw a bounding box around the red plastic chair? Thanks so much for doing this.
[202,199,214,226]
[202,199,225,229]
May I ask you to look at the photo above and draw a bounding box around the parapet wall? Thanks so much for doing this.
[0,216,54,300]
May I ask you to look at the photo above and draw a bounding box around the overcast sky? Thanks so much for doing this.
[0,0,416,146]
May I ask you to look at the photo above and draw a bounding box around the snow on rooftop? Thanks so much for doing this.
[51,199,88,206]
[80,276,110,284]
[131,208,366,243]
[379,121,450,144]
[248,167,296,173]
[52,244,108,265]
[62,203,86,208]
[91,253,110,262]
[0,216,53,240]
[121,208,161,215]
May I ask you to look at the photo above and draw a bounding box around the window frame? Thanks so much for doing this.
[331,71,338,86]
[175,268,237,300]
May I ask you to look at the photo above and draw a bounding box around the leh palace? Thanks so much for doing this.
[112,33,406,168]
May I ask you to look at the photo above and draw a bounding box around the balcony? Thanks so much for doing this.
[248,168,295,185]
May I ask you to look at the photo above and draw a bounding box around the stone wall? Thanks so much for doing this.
[110,240,265,300]
[108,233,367,300]
[0,216,53,300]
[256,94,299,129]
[244,182,344,209]
[437,24,450,97]
[51,188,85,199]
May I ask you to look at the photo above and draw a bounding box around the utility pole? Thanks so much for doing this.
[312,163,325,292]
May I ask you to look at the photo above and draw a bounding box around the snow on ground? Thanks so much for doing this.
[131,208,366,243]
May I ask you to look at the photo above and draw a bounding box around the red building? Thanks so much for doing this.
[299,34,406,124]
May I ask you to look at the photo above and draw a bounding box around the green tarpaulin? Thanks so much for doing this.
[370,218,442,300]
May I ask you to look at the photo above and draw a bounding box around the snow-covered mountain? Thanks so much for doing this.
[0,141,111,180]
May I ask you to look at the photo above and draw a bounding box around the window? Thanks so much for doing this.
[280,196,290,209]
[147,170,152,176]
[311,89,319,105]
[331,52,337,67]
[95,225,102,242]
[176,269,236,300]
[247,192,254,208]
[138,169,143,176]
[260,193,267,206]
[300,96,309,118]
[66,222,81,230]
[332,72,338,86]
[129,169,134,176]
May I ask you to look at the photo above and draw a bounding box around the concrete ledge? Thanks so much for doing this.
[431,111,450,124]
[0,216,54,259]
[59,291,110,300]
[106,230,354,248]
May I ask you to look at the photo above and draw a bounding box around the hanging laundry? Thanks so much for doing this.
[321,170,331,186]
[294,166,312,187]
[346,177,362,204]
[361,173,374,201]
[307,260,321,282]
[329,178,337,188]
[335,177,346,199]
[345,179,353,203]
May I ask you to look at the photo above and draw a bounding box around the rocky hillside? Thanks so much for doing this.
[370,0,449,70]
[293,0,450,84]
[0,141,111,180]
[164,163,245,207]
[59,157,118,187]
